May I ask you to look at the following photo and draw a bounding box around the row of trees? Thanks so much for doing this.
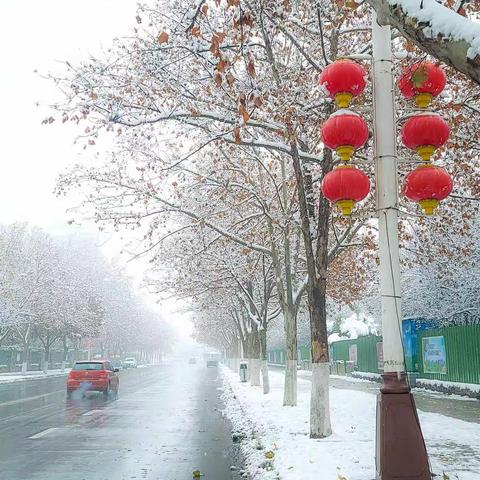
[0,224,172,369]
[49,0,479,438]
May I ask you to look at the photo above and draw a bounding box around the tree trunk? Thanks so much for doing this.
[309,153,333,438]
[9,350,16,372]
[259,328,270,394]
[62,335,69,362]
[234,338,242,373]
[289,130,333,434]
[43,340,50,373]
[22,340,30,372]
[309,283,332,438]
[283,307,297,406]
[250,329,261,387]
[73,345,78,363]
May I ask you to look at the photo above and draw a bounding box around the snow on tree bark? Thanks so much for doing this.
[366,0,480,84]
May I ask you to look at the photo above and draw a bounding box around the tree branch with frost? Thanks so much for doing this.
[366,0,480,84]
[83,176,273,256]
[327,220,365,265]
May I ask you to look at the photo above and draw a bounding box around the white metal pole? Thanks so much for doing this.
[372,14,431,479]
[371,13,405,374]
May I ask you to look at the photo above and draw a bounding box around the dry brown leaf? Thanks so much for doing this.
[225,73,236,86]
[247,60,256,78]
[239,105,250,123]
[253,95,263,108]
[158,31,169,44]
[233,126,241,143]
[214,73,223,87]
[216,59,229,73]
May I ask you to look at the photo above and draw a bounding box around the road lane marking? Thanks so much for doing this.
[29,427,59,439]
[82,409,103,416]
[0,390,64,408]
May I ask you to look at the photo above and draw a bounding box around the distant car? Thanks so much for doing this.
[111,360,123,370]
[67,360,119,399]
[123,357,137,368]
[189,357,197,364]
[206,359,218,367]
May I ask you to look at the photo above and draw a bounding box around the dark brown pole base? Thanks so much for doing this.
[376,372,432,480]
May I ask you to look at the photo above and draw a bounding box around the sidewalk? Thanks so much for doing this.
[222,366,480,480]
[270,365,480,425]
[316,372,480,425]
[0,369,70,384]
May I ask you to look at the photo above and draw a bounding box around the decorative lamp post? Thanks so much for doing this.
[319,59,367,108]
[398,61,447,108]
[371,15,435,480]
[403,164,453,215]
[401,113,450,161]
[321,111,369,161]
[321,165,370,215]
[317,13,453,478]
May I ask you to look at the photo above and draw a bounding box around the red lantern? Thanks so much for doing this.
[401,113,449,161]
[319,60,367,108]
[398,62,446,109]
[321,165,370,215]
[321,111,369,161]
[403,164,453,215]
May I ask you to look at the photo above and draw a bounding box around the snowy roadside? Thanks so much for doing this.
[221,365,480,480]
[0,369,71,384]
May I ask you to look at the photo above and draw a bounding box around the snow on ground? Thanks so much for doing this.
[351,371,382,382]
[329,374,376,384]
[0,369,70,384]
[221,366,480,480]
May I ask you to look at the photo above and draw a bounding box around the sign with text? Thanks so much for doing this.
[376,341,384,371]
[422,336,447,374]
[349,344,358,366]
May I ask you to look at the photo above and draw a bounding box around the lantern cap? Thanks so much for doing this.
[336,145,355,161]
[337,199,355,216]
[415,93,433,109]
[417,145,436,162]
[335,93,353,108]
[419,199,439,215]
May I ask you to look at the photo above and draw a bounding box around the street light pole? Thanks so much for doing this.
[372,12,432,480]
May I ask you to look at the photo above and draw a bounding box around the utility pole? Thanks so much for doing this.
[372,12,431,480]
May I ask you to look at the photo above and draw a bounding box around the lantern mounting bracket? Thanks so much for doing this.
[342,51,408,61]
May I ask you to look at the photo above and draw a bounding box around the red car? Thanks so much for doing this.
[67,360,119,399]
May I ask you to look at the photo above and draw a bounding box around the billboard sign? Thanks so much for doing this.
[422,336,447,374]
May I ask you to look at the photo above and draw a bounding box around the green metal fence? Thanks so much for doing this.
[330,335,383,373]
[267,323,480,385]
[267,346,311,365]
[417,324,480,384]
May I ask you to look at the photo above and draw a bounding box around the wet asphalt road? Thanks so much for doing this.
[0,363,244,480]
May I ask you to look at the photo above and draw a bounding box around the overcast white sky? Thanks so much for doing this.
[0,0,193,339]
